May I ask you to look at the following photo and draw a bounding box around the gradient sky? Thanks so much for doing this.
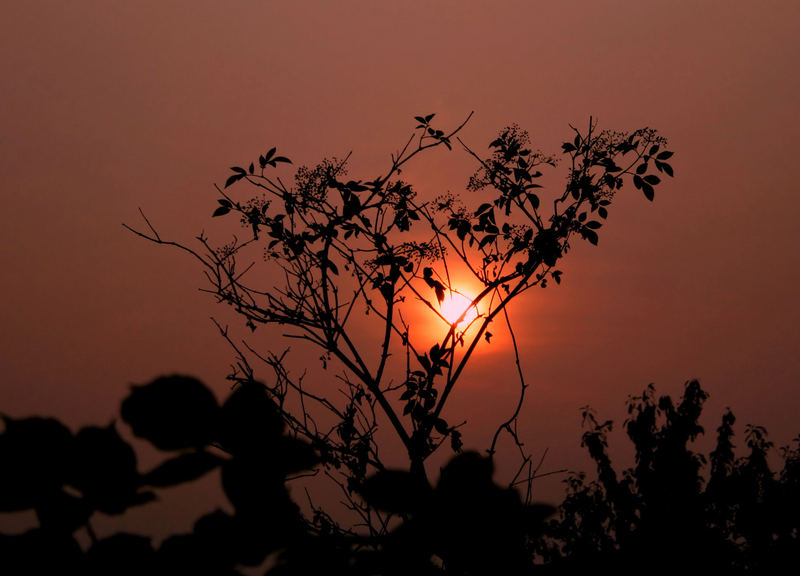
[2,1,799,534]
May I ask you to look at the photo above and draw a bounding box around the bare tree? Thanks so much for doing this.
[126,112,673,536]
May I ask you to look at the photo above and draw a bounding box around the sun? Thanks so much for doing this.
[439,290,479,327]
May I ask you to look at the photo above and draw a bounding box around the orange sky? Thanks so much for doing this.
[2,1,800,530]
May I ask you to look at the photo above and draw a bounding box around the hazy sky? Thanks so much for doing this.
[2,0,799,532]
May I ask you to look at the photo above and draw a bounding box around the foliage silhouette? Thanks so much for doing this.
[0,374,550,574]
[537,380,800,574]
[3,377,800,573]
[125,113,674,538]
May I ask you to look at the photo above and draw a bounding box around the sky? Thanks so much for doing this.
[2,0,800,535]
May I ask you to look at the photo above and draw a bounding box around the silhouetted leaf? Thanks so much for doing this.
[0,529,84,574]
[88,534,156,576]
[359,469,432,514]
[474,203,492,216]
[70,424,140,514]
[217,380,284,457]
[275,436,319,473]
[221,457,298,519]
[478,234,495,249]
[642,182,655,201]
[643,174,661,185]
[0,416,73,511]
[213,206,231,217]
[35,489,91,532]
[224,173,244,188]
[121,375,219,451]
[435,284,445,305]
[583,228,599,245]
[141,451,225,487]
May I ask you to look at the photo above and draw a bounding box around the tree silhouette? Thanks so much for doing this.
[536,380,800,573]
[125,113,673,536]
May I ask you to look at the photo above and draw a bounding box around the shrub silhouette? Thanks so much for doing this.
[3,377,800,573]
[0,375,553,574]
[537,380,800,574]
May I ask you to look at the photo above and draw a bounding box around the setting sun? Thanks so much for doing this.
[439,291,479,327]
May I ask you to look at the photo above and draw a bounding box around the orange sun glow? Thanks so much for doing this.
[439,291,479,327]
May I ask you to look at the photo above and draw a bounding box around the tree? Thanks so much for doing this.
[124,113,673,552]
[536,380,800,574]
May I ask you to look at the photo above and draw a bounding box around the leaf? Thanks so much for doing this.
[0,417,73,511]
[583,228,599,245]
[642,182,655,201]
[661,163,674,177]
[643,174,661,185]
[435,283,445,305]
[230,167,247,174]
[217,199,232,207]
[264,147,276,162]
[217,381,285,457]
[450,430,463,452]
[87,534,156,575]
[358,469,432,514]
[561,142,576,153]
[224,173,244,188]
[584,221,602,229]
[474,203,492,216]
[636,163,648,175]
[212,206,230,217]
[478,234,496,250]
[70,424,140,514]
[274,436,319,473]
[272,156,292,164]
[656,150,673,160]
[248,163,254,175]
[633,175,643,190]
[36,489,91,533]
[141,451,224,488]
[121,375,219,451]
